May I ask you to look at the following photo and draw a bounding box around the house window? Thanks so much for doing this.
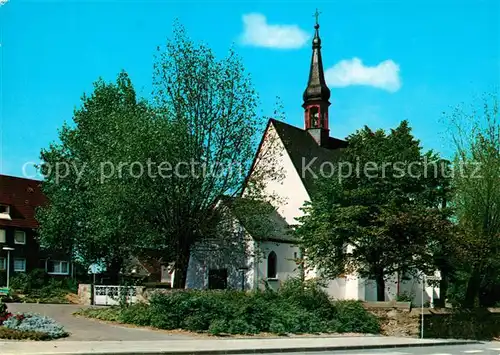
[14,231,26,244]
[0,257,5,270]
[0,205,11,221]
[47,260,69,275]
[267,251,277,279]
[0,229,5,243]
[14,258,26,272]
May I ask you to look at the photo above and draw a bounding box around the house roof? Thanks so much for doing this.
[221,196,295,243]
[270,119,347,194]
[0,175,46,229]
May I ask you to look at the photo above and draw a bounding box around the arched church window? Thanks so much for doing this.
[267,251,277,279]
[310,107,319,127]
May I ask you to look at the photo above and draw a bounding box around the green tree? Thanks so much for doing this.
[447,93,500,307]
[296,121,451,301]
[37,72,155,280]
[38,22,279,288]
[148,22,280,287]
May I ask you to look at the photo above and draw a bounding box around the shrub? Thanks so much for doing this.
[119,303,152,326]
[10,273,31,293]
[184,314,210,332]
[0,327,52,340]
[7,269,77,302]
[75,307,121,322]
[333,300,380,334]
[148,290,236,330]
[0,300,7,315]
[278,277,334,318]
[396,291,414,303]
[208,319,228,335]
[79,281,381,336]
[269,319,286,335]
[3,313,68,339]
[0,300,12,325]
[29,269,49,289]
[227,318,257,335]
[234,293,273,331]
[424,309,500,340]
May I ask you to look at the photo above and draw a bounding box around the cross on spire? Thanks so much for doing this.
[313,8,321,27]
[303,7,330,138]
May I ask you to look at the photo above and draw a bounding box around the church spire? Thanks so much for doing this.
[303,9,331,145]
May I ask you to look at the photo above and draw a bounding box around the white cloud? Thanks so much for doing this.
[0,0,9,5]
[240,13,309,49]
[325,57,401,92]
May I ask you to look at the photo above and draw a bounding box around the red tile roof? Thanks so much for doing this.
[0,175,47,229]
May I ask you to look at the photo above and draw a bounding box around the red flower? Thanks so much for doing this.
[0,312,13,325]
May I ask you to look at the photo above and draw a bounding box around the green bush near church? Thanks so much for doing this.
[76,278,380,336]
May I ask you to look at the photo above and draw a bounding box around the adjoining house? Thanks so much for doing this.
[182,19,439,305]
[0,175,73,280]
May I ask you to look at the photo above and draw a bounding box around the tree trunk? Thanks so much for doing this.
[172,246,191,289]
[435,271,449,308]
[107,258,123,285]
[375,272,385,302]
[464,267,481,308]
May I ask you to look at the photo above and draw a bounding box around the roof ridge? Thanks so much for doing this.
[270,118,307,133]
[0,174,42,183]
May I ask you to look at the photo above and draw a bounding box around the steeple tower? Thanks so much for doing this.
[303,9,331,146]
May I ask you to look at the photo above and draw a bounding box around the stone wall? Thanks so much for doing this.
[363,301,421,337]
[364,302,500,340]
[78,284,92,305]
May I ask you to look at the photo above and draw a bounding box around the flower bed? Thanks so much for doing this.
[0,301,68,340]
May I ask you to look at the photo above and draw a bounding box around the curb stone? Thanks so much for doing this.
[26,340,481,355]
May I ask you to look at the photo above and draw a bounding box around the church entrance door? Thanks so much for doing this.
[208,269,228,289]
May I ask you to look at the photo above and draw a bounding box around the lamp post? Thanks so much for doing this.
[421,273,426,339]
[2,247,14,289]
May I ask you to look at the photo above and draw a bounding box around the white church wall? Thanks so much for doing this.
[324,278,347,300]
[345,275,366,300]
[186,239,301,291]
[399,271,441,307]
[361,271,441,306]
[185,219,254,290]
[363,274,399,302]
[242,123,311,226]
[254,240,300,291]
[185,251,249,290]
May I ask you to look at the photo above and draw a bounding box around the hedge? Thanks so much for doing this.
[424,309,500,340]
[77,278,380,336]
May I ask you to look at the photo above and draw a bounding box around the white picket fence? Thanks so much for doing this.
[93,285,137,306]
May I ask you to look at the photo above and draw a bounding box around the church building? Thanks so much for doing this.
[184,17,436,305]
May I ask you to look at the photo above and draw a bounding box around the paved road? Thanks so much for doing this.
[255,343,500,355]
[6,303,193,341]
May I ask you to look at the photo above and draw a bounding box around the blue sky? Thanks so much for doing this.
[1,0,499,178]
